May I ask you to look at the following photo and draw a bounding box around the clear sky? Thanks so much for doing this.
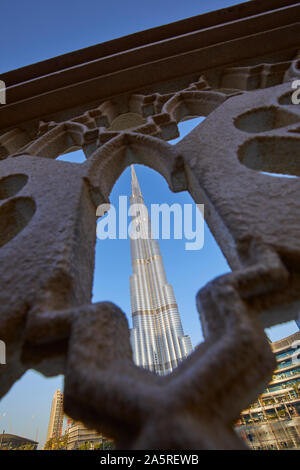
[0,0,298,450]
[1,0,250,74]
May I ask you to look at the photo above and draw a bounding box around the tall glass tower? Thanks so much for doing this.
[129,166,193,375]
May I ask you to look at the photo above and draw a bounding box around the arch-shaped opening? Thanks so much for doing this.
[84,132,183,201]
[85,121,223,364]
[163,90,227,122]
[24,123,89,160]
[92,163,231,356]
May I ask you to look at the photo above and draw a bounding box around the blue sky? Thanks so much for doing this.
[0,0,298,450]
[0,0,250,74]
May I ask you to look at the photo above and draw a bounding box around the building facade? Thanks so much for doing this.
[129,166,193,375]
[0,433,38,450]
[236,331,300,450]
[66,420,112,450]
[46,390,64,444]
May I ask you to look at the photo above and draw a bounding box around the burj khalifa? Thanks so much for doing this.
[129,166,193,375]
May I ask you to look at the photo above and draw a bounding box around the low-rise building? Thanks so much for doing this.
[0,433,38,450]
[236,331,300,450]
[66,420,113,450]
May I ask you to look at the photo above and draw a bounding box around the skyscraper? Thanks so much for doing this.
[46,389,64,444]
[129,166,193,375]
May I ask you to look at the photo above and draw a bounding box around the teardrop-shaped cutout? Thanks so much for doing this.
[234,107,299,133]
[0,197,36,247]
[238,137,300,177]
[0,174,28,200]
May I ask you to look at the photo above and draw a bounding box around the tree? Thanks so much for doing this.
[44,432,69,450]
[102,440,114,450]
[44,437,55,450]
[78,441,91,450]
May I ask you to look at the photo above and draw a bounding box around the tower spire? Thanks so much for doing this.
[131,165,143,199]
[129,166,193,375]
